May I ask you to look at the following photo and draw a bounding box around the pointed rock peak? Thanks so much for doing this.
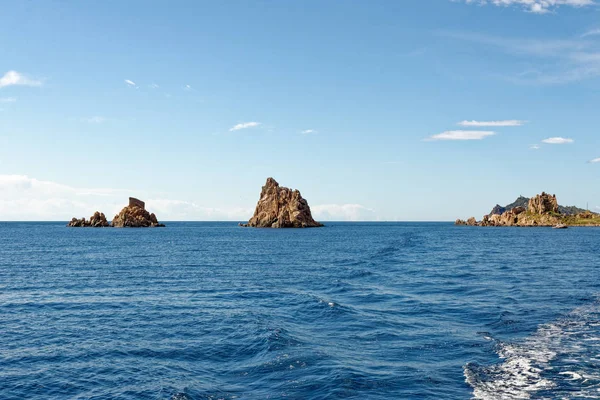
[265,177,279,187]
[242,178,323,228]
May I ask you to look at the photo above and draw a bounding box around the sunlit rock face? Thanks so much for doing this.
[528,192,559,215]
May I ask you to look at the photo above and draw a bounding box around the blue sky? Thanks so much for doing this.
[1,0,599,221]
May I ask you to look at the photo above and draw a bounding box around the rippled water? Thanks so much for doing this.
[1,222,600,399]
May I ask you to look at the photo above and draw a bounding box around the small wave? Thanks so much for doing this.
[465,301,600,399]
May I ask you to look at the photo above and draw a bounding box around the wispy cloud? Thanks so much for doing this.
[542,137,574,144]
[589,158,600,163]
[582,29,600,38]
[230,122,261,132]
[0,97,16,103]
[458,120,525,127]
[0,71,42,89]
[149,83,159,89]
[301,129,318,134]
[184,84,192,91]
[426,130,496,141]
[441,31,600,84]
[124,79,137,88]
[530,144,541,150]
[82,116,106,124]
[457,0,595,14]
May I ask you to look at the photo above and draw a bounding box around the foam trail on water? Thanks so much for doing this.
[465,301,600,399]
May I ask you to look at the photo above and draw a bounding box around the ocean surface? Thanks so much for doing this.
[1,222,600,399]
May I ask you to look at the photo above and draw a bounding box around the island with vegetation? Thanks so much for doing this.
[456,192,600,227]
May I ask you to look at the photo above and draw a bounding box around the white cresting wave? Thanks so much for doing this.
[464,301,600,399]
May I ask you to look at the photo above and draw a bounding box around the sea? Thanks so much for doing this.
[1,222,600,399]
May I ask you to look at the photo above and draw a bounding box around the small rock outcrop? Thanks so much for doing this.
[111,199,164,228]
[67,211,109,227]
[528,192,558,215]
[466,217,478,226]
[241,178,323,228]
[67,198,164,228]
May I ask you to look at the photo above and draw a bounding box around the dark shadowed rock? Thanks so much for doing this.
[128,197,145,210]
[242,178,323,228]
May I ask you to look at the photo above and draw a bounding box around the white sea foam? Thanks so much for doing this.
[465,302,600,399]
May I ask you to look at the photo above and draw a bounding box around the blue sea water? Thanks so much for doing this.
[1,222,600,399]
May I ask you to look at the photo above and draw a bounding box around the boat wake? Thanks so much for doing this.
[464,301,600,399]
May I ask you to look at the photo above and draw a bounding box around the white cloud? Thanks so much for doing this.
[582,29,600,38]
[589,158,600,163]
[124,79,137,88]
[184,84,192,91]
[82,116,106,124]
[530,144,540,150]
[0,175,130,221]
[230,122,261,131]
[0,71,42,88]
[0,97,16,103]
[146,199,253,221]
[311,204,376,221]
[0,174,256,221]
[458,120,525,127]
[426,130,496,141]
[459,0,595,14]
[542,137,574,144]
[301,129,318,134]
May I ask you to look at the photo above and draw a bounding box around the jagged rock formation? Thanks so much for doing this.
[241,177,323,228]
[67,211,109,227]
[111,199,164,228]
[457,192,600,227]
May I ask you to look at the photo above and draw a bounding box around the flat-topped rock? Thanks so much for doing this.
[129,197,145,210]
[241,177,323,228]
